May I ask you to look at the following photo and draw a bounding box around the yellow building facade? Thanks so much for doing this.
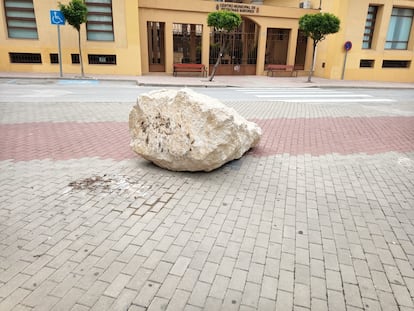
[1,0,413,82]
[316,0,414,82]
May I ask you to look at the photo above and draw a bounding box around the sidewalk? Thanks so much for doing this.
[1,71,414,88]
[0,72,413,311]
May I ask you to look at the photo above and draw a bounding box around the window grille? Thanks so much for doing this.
[50,53,59,64]
[382,60,410,68]
[209,19,258,66]
[173,23,203,64]
[359,59,375,68]
[71,54,80,64]
[147,22,165,65]
[88,54,116,64]
[9,52,41,63]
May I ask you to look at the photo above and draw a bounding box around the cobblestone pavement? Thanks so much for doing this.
[0,93,414,311]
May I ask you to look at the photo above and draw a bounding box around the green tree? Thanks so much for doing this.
[299,13,340,82]
[59,0,88,77]
[207,10,242,81]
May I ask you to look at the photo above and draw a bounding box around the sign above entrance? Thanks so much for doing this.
[216,3,259,14]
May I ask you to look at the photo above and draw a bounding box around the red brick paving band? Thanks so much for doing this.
[253,117,414,157]
[0,117,413,162]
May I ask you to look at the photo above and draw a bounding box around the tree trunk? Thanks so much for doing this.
[209,33,226,82]
[77,30,85,78]
[307,41,317,83]
[209,48,223,81]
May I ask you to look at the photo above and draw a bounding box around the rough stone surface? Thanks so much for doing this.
[129,88,262,171]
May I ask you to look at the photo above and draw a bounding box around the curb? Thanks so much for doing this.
[1,74,413,89]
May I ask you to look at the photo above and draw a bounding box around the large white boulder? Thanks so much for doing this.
[129,88,261,172]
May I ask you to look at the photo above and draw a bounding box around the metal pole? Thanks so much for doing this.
[341,50,348,80]
[57,24,63,77]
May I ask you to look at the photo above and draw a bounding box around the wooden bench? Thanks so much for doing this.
[266,64,297,77]
[173,63,207,77]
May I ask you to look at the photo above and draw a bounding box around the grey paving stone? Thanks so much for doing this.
[0,288,31,311]
[187,281,210,308]
[294,283,311,308]
[246,263,264,284]
[169,256,191,277]
[295,264,310,286]
[391,283,414,308]
[90,295,116,311]
[310,277,326,300]
[165,289,190,311]
[377,290,399,311]
[51,287,85,311]
[103,273,131,298]
[241,282,261,308]
[178,268,200,292]
[155,275,180,300]
[209,275,230,300]
[326,269,342,291]
[147,296,169,311]
[133,281,160,308]
[275,290,293,311]
[198,262,218,284]
[278,269,294,292]
[327,289,346,311]
[77,280,109,308]
[343,283,363,309]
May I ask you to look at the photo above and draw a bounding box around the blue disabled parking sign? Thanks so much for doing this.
[50,10,65,25]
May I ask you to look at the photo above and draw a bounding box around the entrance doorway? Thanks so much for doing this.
[147,21,165,72]
[209,17,258,75]
[173,23,203,64]
[294,30,308,70]
[265,28,290,65]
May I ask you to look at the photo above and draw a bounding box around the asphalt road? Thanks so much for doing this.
[0,78,413,108]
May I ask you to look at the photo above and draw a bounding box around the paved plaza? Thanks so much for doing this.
[0,76,414,310]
